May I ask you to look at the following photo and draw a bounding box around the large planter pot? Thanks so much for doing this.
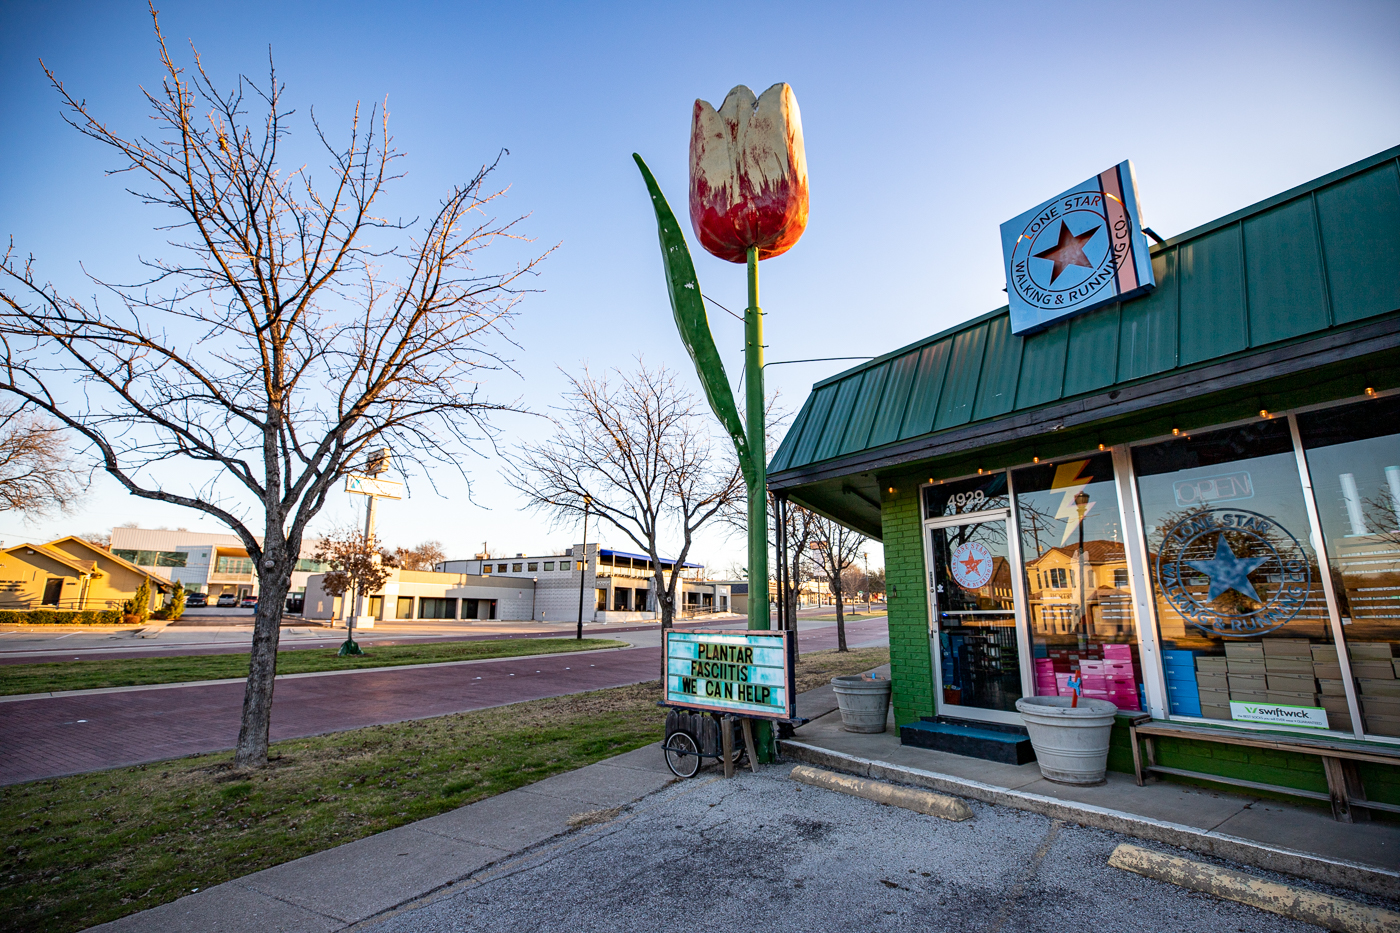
[832,674,892,733]
[1015,696,1118,785]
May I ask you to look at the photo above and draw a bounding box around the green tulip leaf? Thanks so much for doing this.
[633,153,753,481]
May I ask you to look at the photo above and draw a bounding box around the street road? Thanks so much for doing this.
[0,616,888,785]
[375,762,1338,933]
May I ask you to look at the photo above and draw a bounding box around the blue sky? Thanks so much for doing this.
[2,1,1398,573]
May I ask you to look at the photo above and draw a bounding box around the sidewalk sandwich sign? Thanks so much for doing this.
[664,629,795,721]
[1000,160,1155,335]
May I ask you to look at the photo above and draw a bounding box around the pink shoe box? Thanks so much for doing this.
[1104,660,1134,676]
[1080,660,1106,674]
[1080,675,1109,690]
[1034,658,1055,671]
[1103,644,1133,660]
[1082,688,1110,698]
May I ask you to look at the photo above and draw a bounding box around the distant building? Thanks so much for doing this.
[0,536,170,611]
[109,527,328,601]
[439,544,732,622]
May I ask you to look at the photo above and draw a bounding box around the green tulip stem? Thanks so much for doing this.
[745,245,769,633]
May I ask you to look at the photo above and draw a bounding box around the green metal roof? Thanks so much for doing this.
[770,145,1400,484]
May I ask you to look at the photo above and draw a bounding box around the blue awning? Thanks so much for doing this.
[599,548,702,569]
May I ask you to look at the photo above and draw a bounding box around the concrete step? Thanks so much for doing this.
[900,718,1035,765]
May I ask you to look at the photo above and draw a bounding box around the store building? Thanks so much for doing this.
[769,147,1400,798]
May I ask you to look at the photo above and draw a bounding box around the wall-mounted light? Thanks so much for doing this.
[887,487,895,494]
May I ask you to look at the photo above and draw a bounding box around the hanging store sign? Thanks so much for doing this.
[1001,160,1155,334]
[1230,701,1329,730]
[664,629,795,720]
[1155,508,1312,637]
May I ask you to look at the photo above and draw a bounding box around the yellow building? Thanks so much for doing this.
[0,536,171,612]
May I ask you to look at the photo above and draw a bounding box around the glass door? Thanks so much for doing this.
[928,514,1024,720]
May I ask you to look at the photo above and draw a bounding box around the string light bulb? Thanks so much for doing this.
[1366,387,1376,397]
[1172,427,1180,436]
[1259,409,1269,419]
[1032,456,1040,464]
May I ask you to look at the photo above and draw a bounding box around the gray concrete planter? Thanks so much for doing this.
[832,674,892,733]
[1015,696,1118,784]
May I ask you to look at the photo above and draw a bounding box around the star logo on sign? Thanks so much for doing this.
[1034,221,1101,284]
[960,554,983,576]
[1185,537,1268,603]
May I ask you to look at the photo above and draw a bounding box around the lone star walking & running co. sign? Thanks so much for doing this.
[1000,160,1155,334]
[664,630,795,720]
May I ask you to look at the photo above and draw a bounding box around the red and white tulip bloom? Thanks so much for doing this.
[689,83,809,264]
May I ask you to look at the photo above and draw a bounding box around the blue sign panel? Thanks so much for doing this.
[664,629,795,720]
[1001,160,1155,334]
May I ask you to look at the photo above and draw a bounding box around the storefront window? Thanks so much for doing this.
[1298,395,1400,739]
[1133,419,1343,732]
[1013,453,1143,711]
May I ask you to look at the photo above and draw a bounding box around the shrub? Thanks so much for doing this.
[121,578,154,623]
[0,608,123,624]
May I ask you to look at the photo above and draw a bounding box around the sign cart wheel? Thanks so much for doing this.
[664,731,701,778]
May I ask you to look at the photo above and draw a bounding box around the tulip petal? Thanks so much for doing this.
[690,83,809,263]
[633,153,754,483]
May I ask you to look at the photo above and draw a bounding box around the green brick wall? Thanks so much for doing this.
[880,480,935,725]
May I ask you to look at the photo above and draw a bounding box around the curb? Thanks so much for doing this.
[1109,843,1400,932]
[779,738,1400,900]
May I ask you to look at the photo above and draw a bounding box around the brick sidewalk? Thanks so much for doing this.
[1,617,888,785]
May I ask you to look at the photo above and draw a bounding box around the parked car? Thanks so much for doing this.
[239,594,258,608]
[185,592,208,608]
[216,593,238,607]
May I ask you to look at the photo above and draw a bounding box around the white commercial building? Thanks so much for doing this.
[109,527,326,600]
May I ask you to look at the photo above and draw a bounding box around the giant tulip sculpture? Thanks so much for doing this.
[634,82,809,637]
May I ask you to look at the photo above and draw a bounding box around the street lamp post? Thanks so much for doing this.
[576,495,592,641]
[1074,490,1090,652]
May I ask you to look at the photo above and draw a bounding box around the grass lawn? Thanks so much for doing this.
[0,645,888,933]
[0,637,628,697]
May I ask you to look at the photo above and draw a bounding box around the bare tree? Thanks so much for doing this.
[806,513,869,652]
[0,409,84,516]
[509,362,741,628]
[312,527,398,633]
[776,497,817,632]
[394,540,447,571]
[0,13,544,768]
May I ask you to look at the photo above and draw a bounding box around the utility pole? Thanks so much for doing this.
[576,495,592,640]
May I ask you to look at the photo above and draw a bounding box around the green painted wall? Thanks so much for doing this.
[879,481,935,726]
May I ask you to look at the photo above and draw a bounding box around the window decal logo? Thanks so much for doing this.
[1156,509,1311,637]
[950,541,995,590]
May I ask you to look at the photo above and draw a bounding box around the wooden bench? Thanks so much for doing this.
[1127,715,1400,823]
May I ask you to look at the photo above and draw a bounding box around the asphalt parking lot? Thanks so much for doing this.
[375,762,1375,933]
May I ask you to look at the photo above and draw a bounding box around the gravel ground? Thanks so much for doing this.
[372,762,1389,933]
